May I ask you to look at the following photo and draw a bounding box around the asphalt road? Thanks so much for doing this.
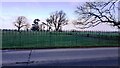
[2,47,119,67]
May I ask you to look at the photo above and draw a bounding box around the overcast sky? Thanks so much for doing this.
[0,1,118,31]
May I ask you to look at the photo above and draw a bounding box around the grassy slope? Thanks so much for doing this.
[2,31,119,49]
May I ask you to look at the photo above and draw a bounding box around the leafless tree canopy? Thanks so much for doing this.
[14,16,28,32]
[46,10,68,31]
[74,0,120,29]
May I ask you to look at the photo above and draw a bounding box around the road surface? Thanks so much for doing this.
[2,47,119,67]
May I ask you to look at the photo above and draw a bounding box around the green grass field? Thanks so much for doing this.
[2,30,119,49]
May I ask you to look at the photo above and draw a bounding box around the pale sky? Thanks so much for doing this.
[0,1,118,31]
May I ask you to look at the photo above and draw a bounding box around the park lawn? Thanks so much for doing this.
[2,31,119,49]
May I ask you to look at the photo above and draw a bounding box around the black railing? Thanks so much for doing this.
[2,29,120,49]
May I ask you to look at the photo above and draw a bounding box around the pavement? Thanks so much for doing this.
[2,47,119,66]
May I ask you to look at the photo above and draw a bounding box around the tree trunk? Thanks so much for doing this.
[27,28,28,31]
[55,27,59,31]
[55,24,61,31]
[18,27,20,32]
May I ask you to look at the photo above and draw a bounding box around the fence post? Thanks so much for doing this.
[49,31,51,47]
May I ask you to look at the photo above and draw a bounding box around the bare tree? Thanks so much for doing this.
[39,22,46,31]
[14,16,28,32]
[45,19,53,31]
[31,19,40,31]
[24,23,30,31]
[46,10,68,31]
[74,0,120,29]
